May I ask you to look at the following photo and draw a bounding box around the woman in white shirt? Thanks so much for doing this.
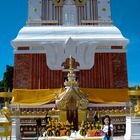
[101,115,113,140]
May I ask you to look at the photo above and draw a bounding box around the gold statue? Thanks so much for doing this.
[134,100,140,117]
[1,102,12,116]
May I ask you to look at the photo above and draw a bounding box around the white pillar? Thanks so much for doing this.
[125,116,140,140]
[15,105,21,140]
[15,117,21,140]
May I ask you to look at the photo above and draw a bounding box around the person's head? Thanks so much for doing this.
[102,115,111,125]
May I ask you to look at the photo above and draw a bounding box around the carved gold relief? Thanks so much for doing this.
[53,0,64,6]
[60,111,67,121]
[102,8,107,12]
[78,110,86,122]
[56,57,88,111]
[75,0,86,6]
[33,8,37,12]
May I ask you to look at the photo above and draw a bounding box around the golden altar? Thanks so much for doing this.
[0,92,12,140]
[0,115,12,140]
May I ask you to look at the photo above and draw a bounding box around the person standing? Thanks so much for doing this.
[101,115,113,140]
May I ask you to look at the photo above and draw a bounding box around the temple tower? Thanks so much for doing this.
[11,0,130,138]
[12,0,129,90]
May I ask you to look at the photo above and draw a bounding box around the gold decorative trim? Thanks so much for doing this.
[0,92,13,98]
[81,20,112,25]
[53,0,64,6]
[129,90,140,96]
[26,20,58,25]
[75,0,86,6]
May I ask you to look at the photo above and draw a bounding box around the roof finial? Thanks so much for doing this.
[69,55,73,69]
[64,56,78,87]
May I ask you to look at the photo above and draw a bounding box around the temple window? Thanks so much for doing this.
[42,0,63,25]
[76,0,98,25]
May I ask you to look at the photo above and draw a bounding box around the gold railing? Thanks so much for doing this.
[80,20,112,25]
[26,20,59,25]
[129,90,140,96]
[26,20,112,25]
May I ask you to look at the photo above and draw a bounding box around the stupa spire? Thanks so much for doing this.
[64,56,79,87]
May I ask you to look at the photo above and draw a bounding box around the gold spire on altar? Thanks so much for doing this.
[56,56,88,110]
[64,56,79,87]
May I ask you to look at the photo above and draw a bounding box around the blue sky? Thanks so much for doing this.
[0,0,140,87]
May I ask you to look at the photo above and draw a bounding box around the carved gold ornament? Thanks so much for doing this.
[134,100,140,117]
[53,0,64,6]
[75,0,86,6]
[56,57,88,110]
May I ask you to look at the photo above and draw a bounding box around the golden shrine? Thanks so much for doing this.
[0,114,12,140]
[0,98,12,140]
[8,57,129,139]
[129,89,140,117]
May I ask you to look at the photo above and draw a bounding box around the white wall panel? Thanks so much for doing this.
[28,0,42,21]
[97,0,111,21]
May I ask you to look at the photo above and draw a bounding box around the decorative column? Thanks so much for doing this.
[15,105,21,140]
[125,116,140,140]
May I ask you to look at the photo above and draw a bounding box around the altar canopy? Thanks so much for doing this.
[12,88,128,105]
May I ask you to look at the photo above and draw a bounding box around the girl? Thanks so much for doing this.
[101,115,113,140]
